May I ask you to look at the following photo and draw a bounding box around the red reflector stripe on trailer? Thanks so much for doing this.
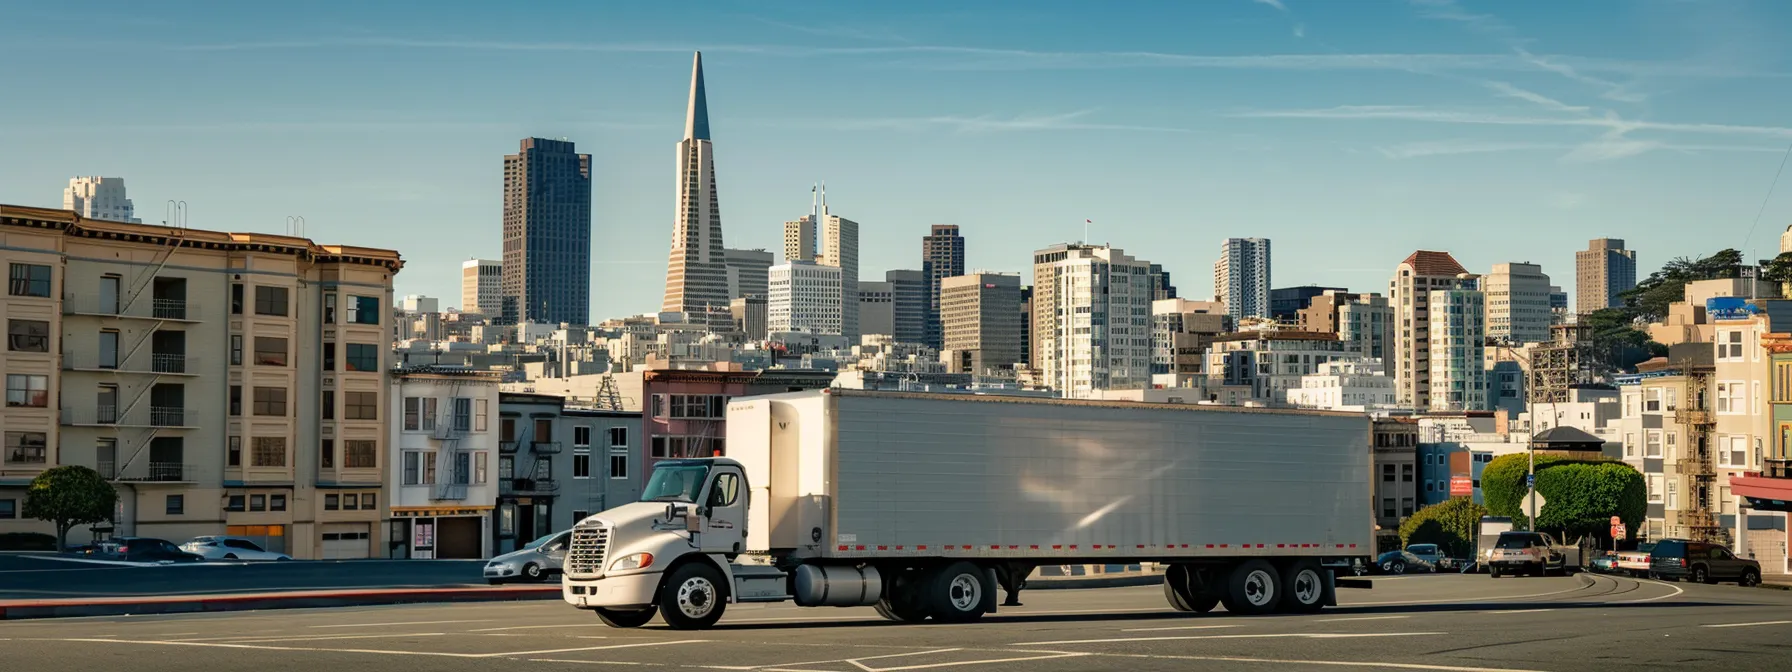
[877,546,888,551]
[1029,545,1039,550]
[917,545,927,550]
[991,545,1000,550]
[855,546,866,551]
[1053,545,1063,550]
[837,545,847,551]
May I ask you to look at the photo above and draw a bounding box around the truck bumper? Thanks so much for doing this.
[563,571,663,610]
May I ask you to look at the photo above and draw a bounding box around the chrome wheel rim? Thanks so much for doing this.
[1293,569,1321,605]
[676,577,716,618]
[947,573,981,612]
[1243,569,1276,606]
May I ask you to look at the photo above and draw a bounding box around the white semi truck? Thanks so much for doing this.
[560,389,1373,630]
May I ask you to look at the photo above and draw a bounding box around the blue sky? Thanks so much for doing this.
[4,0,1791,317]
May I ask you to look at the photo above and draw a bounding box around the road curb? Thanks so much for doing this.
[0,586,561,620]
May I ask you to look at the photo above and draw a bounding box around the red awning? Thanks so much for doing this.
[1731,474,1792,502]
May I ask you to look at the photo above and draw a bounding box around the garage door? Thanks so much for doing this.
[320,523,371,560]
[435,517,482,559]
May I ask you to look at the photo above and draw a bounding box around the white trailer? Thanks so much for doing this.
[560,389,1373,629]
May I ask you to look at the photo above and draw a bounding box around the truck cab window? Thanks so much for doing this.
[709,473,740,508]
[641,463,709,503]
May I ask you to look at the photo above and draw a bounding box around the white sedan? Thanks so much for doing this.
[180,536,293,561]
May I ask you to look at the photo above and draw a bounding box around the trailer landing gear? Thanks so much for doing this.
[996,563,1031,607]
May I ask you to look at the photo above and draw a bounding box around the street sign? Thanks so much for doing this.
[1612,523,1627,540]
[1525,473,1536,489]
[1610,515,1621,526]
[1450,477,1474,497]
[1523,490,1548,517]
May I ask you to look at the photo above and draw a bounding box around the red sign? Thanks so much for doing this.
[1450,477,1474,497]
[1611,515,1622,526]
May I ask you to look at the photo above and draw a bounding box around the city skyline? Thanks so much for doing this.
[5,1,1792,322]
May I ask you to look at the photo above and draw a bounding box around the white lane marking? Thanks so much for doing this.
[225,633,449,644]
[1091,651,1545,672]
[1011,632,1442,646]
[1615,579,1685,604]
[1701,620,1792,628]
[473,639,706,657]
[1481,609,1554,614]
[1346,583,1590,607]
[53,638,494,658]
[310,619,491,629]
[467,623,595,632]
[712,649,963,672]
[1314,615,1410,623]
[525,660,662,667]
[1120,624,1242,632]
[867,653,1092,671]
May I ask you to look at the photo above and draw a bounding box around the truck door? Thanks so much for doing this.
[701,467,747,555]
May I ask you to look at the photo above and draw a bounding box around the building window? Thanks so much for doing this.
[343,493,359,510]
[345,440,377,468]
[253,337,288,367]
[322,342,336,371]
[404,397,438,431]
[1721,330,1744,361]
[254,286,289,316]
[271,494,287,512]
[230,334,243,365]
[230,385,242,416]
[251,437,286,467]
[1401,464,1413,482]
[608,427,627,447]
[228,436,241,467]
[231,283,244,314]
[573,451,591,479]
[225,495,245,512]
[1718,382,1746,414]
[252,387,287,416]
[1645,388,1662,412]
[1382,498,1396,519]
[250,494,266,512]
[325,494,339,511]
[474,451,487,484]
[1401,498,1414,516]
[5,374,48,407]
[321,439,335,469]
[403,451,436,485]
[349,295,381,325]
[324,293,337,324]
[668,395,727,419]
[345,391,378,420]
[452,397,472,431]
[321,390,335,420]
[345,344,378,372]
[574,427,591,448]
[475,399,488,432]
[1648,474,1664,503]
[610,448,629,481]
[361,493,375,509]
[0,499,15,519]
[7,263,51,297]
[1381,464,1395,482]
[7,319,50,352]
[1723,435,1749,468]
[4,432,47,465]
[651,394,665,418]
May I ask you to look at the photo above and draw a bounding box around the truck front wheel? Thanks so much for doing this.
[594,606,657,628]
[1220,560,1282,615]
[927,562,990,623]
[659,563,728,630]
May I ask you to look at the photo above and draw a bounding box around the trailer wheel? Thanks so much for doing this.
[1279,560,1325,613]
[927,562,989,623]
[1164,565,1196,612]
[1220,560,1281,615]
[594,606,657,628]
[658,562,728,630]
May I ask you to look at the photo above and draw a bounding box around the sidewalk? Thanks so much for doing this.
[1763,573,1792,591]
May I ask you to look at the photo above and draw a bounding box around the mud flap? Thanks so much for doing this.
[983,567,1000,613]
[1323,569,1338,607]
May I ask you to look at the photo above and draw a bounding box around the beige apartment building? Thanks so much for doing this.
[940,273,1023,375]
[0,205,401,558]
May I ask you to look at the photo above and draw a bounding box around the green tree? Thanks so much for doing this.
[1581,308,1660,374]
[22,466,117,552]
[1399,497,1490,558]
[1480,454,1645,540]
[1620,248,1745,323]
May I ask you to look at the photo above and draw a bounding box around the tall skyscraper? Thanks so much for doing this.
[858,281,895,338]
[460,259,502,316]
[783,186,818,263]
[502,138,591,326]
[1032,244,1155,398]
[661,52,731,327]
[1485,262,1552,344]
[63,176,140,223]
[767,260,842,335]
[722,248,773,300]
[1214,238,1271,321]
[923,225,965,348]
[1018,285,1033,368]
[815,195,859,340]
[886,269,928,345]
[941,273,1023,375]
[1389,250,1468,410]
[1429,276,1488,412]
[1575,239,1637,314]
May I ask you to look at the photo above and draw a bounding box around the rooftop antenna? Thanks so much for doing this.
[1083,218,1092,245]
[285,215,305,238]
[164,200,188,229]
[810,183,818,221]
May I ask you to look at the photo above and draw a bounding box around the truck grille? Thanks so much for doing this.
[565,521,611,577]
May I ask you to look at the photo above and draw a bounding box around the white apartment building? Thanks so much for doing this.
[1205,331,1350,405]
[1391,251,1470,410]
[461,259,502,317]
[1213,238,1271,321]
[1711,306,1784,560]
[1031,244,1155,398]
[1428,281,1489,412]
[62,176,141,223]
[388,367,501,559]
[1485,262,1553,345]
[768,260,842,336]
[1285,358,1398,411]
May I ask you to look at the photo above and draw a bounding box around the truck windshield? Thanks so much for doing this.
[641,464,709,503]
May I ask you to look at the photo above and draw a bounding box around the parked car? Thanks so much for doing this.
[485,530,569,584]
[1487,531,1570,578]
[1590,552,1620,574]
[1374,549,1437,575]
[92,537,205,563]
[1616,542,1656,577]
[179,536,292,561]
[1646,539,1760,586]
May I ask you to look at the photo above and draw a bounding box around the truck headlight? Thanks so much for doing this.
[610,553,654,572]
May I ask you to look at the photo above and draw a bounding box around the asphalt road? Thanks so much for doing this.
[0,555,494,599]
[2,572,1787,671]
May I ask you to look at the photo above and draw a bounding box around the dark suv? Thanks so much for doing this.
[1647,539,1760,586]
[92,537,205,563]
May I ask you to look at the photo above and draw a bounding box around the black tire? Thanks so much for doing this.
[1220,560,1281,615]
[595,606,657,628]
[223,554,237,560]
[874,568,931,623]
[1280,561,1326,613]
[1387,560,1406,575]
[1164,565,1196,612]
[926,562,990,624]
[659,562,728,630]
[1490,567,1502,579]
[1692,565,1712,585]
[1189,594,1220,613]
[523,563,543,582]
[1741,569,1761,587]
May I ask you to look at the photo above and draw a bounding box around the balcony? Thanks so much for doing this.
[1676,455,1715,477]
[500,478,559,496]
[97,461,200,483]
[1680,509,1720,530]
[499,441,521,454]
[62,406,199,429]
[434,482,469,501]
[62,295,200,322]
[1675,408,1714,426]
[62,352,200,376]
[431,421,469,440]
[530,441,562,455]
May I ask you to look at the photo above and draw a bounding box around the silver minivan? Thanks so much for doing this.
[484,530,569,584]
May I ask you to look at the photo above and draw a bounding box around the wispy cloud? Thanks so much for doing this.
[1408,0,1649,103]
[1251,0,1288,12]
[740,16,911,43]
[763,110,1190,135]
[1236,105,1792,140]
[1483,81,1588,113]
[1374,139,1564,159]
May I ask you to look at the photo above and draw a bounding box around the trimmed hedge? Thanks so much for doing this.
[1481,453,1645,539]
[1399,497,1489,558]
